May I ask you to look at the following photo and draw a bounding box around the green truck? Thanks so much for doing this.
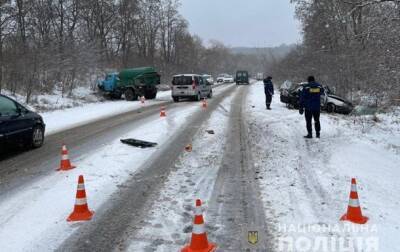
[98,67,161,101]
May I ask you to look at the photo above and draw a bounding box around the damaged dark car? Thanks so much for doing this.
[280,81,353,114]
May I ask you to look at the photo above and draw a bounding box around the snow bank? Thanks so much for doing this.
[2,86,101,112]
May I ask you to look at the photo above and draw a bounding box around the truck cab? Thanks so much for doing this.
[99,73,119,92]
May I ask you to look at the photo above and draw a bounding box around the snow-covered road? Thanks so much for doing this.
[121,82,399,251]
[0,81,398,251]
[127,88,236,251]
[0,94,200,251]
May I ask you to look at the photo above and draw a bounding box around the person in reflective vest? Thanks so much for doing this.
[299,76,324,138]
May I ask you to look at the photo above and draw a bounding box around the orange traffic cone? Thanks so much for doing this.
[141,96,145,104]
[67,175,94,222]
[160,106,166,117]
[57,144,76,171]
[202,98,207,109]
[181,199,216,252]
[340,178,368,224]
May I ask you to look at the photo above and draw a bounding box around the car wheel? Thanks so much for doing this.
[125,88,136,101]
[31,126,44,148]
[173,96,179,102]
[327,103,336,113]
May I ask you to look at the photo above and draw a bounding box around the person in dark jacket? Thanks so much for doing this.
[299,76,324,138]
[264,76,274,110]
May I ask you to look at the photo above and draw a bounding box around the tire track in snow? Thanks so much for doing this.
[57,85,237,252]
[244,83,358,250]
[207,85,274,251]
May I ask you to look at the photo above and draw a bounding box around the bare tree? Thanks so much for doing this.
[276,0,400,105]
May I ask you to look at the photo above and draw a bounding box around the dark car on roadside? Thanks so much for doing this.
[0,94,45,152]
[235,70,249,85]
[280,82,353,114]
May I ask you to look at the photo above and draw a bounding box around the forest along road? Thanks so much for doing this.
[206,85,274,251]
[0,84,232,199]
[56,85,240,251]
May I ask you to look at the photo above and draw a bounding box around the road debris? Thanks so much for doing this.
[120,138,157,148]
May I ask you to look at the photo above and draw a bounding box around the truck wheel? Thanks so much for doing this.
[125,88,136,101]
[144,89,157,99]
[144,89,157,100]
[173,96,179,102]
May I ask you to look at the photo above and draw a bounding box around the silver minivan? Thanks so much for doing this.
[171,74,213,102]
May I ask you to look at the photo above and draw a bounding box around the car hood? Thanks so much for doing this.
[327,94,353,107]
[328,94,349,102]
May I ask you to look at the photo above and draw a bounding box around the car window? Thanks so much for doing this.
[172,76,192,85]
[194,76,199,85]
[0,96,18,116]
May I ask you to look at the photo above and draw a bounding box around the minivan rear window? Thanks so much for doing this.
[173,76,193,85]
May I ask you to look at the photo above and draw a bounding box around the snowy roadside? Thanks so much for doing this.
[2,86,101,112]
[127,91,235,251]
[245,82,400,251]
[42,90,172,135]
[0,99,203,251]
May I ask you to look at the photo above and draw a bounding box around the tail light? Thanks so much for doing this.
[192,80,196,89]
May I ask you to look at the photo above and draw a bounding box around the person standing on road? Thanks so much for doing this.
[299,76,324,138]
[264,76,274,110]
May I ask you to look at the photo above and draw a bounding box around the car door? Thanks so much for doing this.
[0,96,32,143]
[204,77,211,95]
[0,112,8,147]
[193,76,199,96]
[199,77,206,97]
[202,76,210,95]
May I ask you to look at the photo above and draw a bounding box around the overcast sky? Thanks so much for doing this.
[179,0,301,47]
